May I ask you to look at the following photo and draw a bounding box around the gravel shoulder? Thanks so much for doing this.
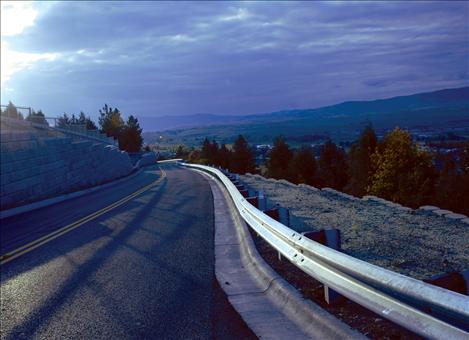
[240,174,469,280]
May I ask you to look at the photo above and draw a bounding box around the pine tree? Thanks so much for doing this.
[175,145,185,158]
[57,113,71,128]
[434,141,469,215]
[231,135,255,174]
[345,124,377,196]
[317,140,348,190]
[78,111,97,130]
[26,110,48,125]
[210,140,220,166]
[434,154,462,212]
[267,136,293,180]
[218,144,232,170]
[2,101,23,120]
[292,146,317,185]
[200,138,212,164]
[119,115,143,152]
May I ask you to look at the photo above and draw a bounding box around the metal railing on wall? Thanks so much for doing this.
[183,162,469,339]
[0,105,116,146]
[44,117,117,146]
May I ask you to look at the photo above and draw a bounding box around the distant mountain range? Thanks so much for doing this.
[142,86,469,145]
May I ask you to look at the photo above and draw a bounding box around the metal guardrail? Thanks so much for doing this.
[43,117,117,146]
[0,113,117,146]
[182,163,469,339]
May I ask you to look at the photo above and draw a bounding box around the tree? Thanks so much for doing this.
[175,145,186,158]
[210,140,220,166]
[2,101,23,120]
[461,140,469,175]
[26,110,48,125]
[57,113,72,128]
[200,138,221,165]
[267,136,293,180]
[218,144,232,170]
[188,149,201,163]
[317,140,348,190]
[98,104,124,139]
[77,111,97,130]
[119,115,143,152]
[434,141,469,215]
[231,135,255,174]
[367,128,436,207]
[459,141,469,215]
[434,154,462,212]
[200,138,212,164]
[56,112,97,130]
[291,146,317,185]
[345,124,377,196]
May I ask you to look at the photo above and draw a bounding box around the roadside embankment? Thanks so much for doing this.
[240,173,469,280]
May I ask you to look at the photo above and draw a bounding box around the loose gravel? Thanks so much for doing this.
[240,174,469,280]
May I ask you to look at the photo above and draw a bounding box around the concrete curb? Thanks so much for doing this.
[157,158,182,163]
[194,169,364,339]
[0,167,145,219]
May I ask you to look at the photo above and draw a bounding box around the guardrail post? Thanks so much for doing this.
[257,191,266,211]
[303,229,344,304]
[239,189,249,198]
[302,229,341,251]
[263,206,290,261]
[424,269,469,296]
[246,196,259,208]
[422,269,469,330]
[264,208,280,221]
[263,207,290,226]
[279,207,289,227]
[323,285,346,305]
[235,183,245,191]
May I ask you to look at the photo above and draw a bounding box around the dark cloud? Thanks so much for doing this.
[2,1,468,124]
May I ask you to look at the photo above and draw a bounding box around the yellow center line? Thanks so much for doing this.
[0,166,167,266]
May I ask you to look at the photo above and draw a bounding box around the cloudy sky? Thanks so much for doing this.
[1,1,468,121]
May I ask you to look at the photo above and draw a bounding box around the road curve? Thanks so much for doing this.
[0,162,256,339]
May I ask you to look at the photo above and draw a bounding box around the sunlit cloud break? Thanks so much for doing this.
[1,1,58,84]
[1,1,38,36]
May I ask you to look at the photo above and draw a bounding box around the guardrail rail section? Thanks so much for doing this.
[182,163,469,339]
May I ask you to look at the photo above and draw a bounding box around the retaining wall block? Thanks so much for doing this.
[1,133,133,209]
[362,195,375,201]
[433,209,453,217]
[278,179,296,187]
[445,213,467,220]
[418,205,440,212]
[298,183,320,192]
[322,187,339,194]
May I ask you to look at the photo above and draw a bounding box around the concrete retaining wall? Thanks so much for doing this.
[135,152,157,168]
[1,125,134,210]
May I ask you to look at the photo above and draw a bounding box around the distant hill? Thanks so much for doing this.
[139,113,244,131]
[142,87,469,145]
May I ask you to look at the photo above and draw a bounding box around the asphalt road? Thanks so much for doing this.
[0,162,256,339]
